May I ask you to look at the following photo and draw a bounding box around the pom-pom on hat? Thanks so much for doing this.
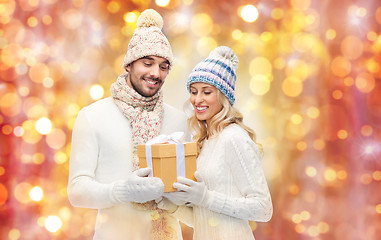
[123,9,173,68]
[187,46,239,105]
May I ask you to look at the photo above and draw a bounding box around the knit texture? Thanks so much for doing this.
[187,46,238,105]
[123,9,173,68]
[113,168,164,203]
[110,73,163,168]
[110,73,177,240]
[68,97,189,239]
[174,124,273,239]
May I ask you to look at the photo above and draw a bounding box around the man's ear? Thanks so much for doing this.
[125,63,131,73]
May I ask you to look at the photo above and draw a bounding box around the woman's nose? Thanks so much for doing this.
[195,93,203,104]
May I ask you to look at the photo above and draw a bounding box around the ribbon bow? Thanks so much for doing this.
[145,132,186,179]
[146,132,185,145]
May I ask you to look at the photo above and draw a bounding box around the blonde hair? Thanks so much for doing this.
[187,90,263,152]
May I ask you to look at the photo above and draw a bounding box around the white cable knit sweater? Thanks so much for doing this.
[174,124,273,240]
[67,97,189,240]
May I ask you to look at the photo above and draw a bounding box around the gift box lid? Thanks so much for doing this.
[137,142,198,158]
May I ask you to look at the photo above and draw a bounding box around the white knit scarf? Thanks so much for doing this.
[110,73,177,240]
[111,73,164,170]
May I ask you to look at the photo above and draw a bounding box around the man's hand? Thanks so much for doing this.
[155,196,178,213]
[112,168,164,203]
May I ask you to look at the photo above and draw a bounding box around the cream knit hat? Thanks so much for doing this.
[123,9,173,69]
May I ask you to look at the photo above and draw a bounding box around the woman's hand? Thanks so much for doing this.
[172,172,212,207]
[155,196,178,213]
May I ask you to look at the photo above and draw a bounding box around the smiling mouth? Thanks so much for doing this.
[196,106,208,112]
[144,78,160,87]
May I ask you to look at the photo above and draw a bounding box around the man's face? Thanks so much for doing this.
[125,56,170,97]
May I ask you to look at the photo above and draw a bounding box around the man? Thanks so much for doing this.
[67,9,188,240]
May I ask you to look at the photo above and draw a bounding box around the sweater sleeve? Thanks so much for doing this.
[207,131,273,222]
[67,108,118,209]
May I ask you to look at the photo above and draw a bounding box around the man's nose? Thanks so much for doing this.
[149,65,160,78]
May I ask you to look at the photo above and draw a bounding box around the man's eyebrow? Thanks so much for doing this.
[141,57,170,65]
[161,60,170,65]
[141,56,154,61]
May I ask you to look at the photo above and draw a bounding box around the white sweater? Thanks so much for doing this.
[174,124,273,240]
[67,97,189,240]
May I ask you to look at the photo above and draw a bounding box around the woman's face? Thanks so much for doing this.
[189,82,223,125]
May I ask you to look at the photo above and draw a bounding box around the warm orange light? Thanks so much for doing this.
[0,183,8,207]
[240,5,259,23]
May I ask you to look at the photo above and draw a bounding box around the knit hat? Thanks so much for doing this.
[123,9,173,68]
[187,46,239,105]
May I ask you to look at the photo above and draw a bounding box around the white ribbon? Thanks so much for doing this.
[176,143,186,178]
[145,132,186,178]
[145,145,154,177]
[146,132,185,145]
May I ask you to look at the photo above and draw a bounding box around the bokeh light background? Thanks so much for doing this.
[1,0,381,239]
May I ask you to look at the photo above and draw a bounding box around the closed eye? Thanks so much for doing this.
[160,65,169,70]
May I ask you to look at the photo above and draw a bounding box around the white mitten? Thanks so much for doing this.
[162,192,187,206]
[112,168,164,203]
[172,172,212,207]
[155,196,178,213]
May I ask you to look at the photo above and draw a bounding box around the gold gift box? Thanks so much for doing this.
[137,142,198,192]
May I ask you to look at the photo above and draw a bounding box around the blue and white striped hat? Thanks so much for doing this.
[187,46,239,105]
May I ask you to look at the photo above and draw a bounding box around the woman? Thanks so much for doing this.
[157,46,273,240]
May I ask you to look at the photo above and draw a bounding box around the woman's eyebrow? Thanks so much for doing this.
[190,86,213,90]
